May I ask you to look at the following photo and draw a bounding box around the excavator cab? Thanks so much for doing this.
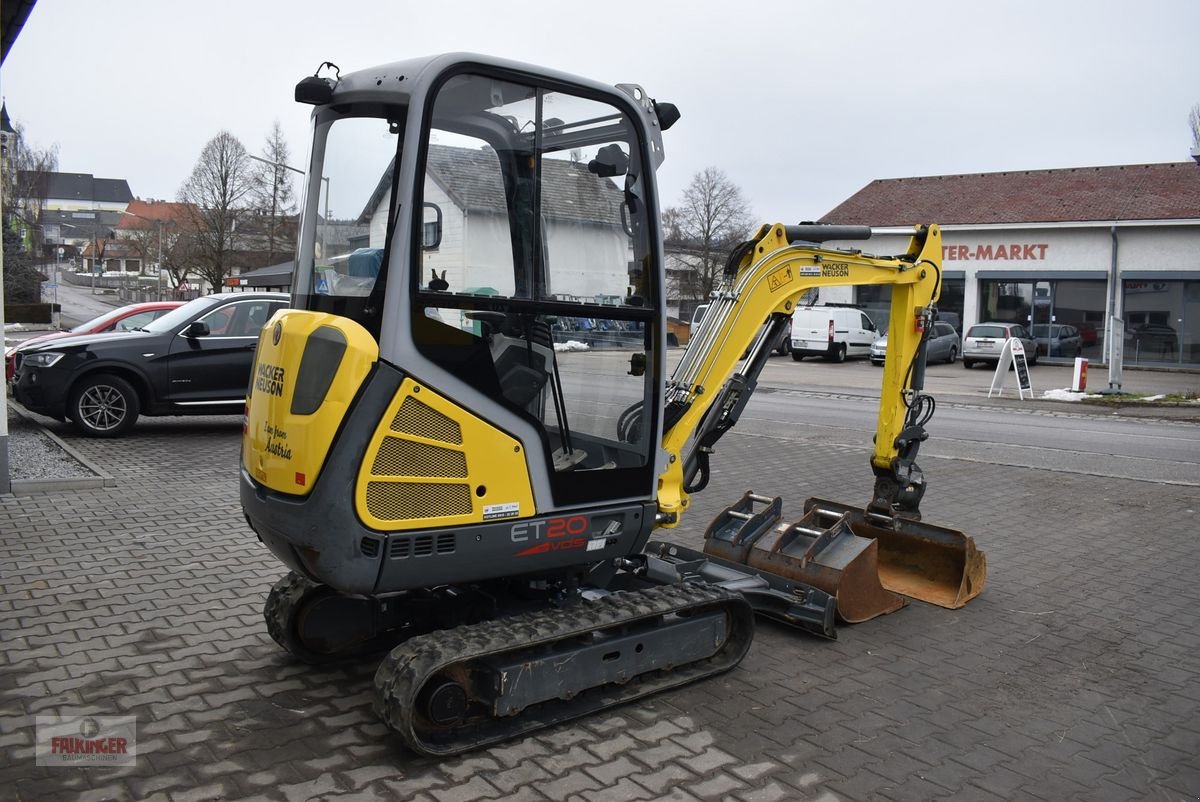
[244,56,678,597]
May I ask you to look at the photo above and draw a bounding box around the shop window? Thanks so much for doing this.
[1123,279,1198,366]
[980,279,1106,361]
[855,278,963,336]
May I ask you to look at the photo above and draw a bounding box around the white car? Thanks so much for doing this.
[790,306,880,363]
[962,322,1039,369]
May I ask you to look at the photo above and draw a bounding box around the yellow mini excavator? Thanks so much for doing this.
[240,53,986,757]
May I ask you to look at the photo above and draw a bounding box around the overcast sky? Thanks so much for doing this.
[3,0,1198,224]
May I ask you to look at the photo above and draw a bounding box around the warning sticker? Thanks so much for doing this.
[483,502,520,521]
[767,265,794,292]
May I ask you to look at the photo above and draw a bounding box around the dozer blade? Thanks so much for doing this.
[702,494,986,623]
[802,498,987,611]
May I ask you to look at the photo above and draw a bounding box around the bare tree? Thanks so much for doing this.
[178,131,256,293]
[161,226,200,290]
[3,123,58,238]
[1190,103,1200,151]
[252,120,298,264]
[664,167,754,309]
[2,123,58,303]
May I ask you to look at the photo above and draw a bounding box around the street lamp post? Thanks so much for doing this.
[247,154,329,258]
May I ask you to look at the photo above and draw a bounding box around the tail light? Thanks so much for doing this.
[828,320,834,342]
[1003,329,1011,339]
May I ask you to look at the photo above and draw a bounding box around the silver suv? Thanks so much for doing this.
[962,322,1038,369]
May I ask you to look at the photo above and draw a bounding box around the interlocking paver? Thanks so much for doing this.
[1,403,1197,801]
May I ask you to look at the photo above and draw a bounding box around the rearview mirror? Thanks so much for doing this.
[183,321,210,338]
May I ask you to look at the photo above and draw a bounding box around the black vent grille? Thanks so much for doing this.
[389,533,456,560]
[359,537,381,558]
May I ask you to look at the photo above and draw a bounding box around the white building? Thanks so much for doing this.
[362,145,631,301]
[818,161,1200,368]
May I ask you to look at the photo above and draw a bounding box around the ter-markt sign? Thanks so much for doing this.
[942,243,1049,262]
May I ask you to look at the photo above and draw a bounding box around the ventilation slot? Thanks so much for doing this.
[366,482,472,521]
[371,437,467,478]
[390,396,462,444]
[389,533,456,560]
[359,537,381,558]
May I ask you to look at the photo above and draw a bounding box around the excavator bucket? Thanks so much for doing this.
[702,494,986,623]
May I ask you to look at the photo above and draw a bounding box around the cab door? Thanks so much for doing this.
[167,299,282,405]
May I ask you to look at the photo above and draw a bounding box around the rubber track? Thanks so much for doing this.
[263,572,324,661]
[373,581,754,757]
[264,572,383,665]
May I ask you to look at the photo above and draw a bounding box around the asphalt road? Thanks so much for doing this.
[42,266,129,329]
[736,387,1200,486]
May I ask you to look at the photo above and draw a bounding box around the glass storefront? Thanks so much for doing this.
[856,278,965,337]
[978,279,1108,362]
[1122,279,1200,367]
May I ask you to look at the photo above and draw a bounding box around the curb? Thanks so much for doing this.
[6,401,116,495]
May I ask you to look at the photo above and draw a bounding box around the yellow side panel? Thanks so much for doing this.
[355,379,536,531]
[243,310,378,496]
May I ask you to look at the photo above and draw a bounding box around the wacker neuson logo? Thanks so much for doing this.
[36,714,137,766]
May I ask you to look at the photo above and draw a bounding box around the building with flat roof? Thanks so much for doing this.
[817,161,1200,368]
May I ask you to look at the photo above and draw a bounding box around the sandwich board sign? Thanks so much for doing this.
[988,337,1033,399]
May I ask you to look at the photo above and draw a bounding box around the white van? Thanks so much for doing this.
[790,305,880,362]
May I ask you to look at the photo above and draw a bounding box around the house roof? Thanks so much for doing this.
[359,144,626,226]
[19,171,134,204]
[115,199,195,230]
[233,260,295,288]
[80,238,140,258]
[41,209,126,240]
[820,162,1200,226]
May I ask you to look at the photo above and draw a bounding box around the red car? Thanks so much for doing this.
[6,301,182,382]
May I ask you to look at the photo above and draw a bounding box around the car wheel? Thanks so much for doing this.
[947,347,957,364]
[70,373,140,437]
[777,337,792,357]
[829,344,847,363]
[962,359,974,369]
[667,333,679,347]
[1028,352,1038,366]
[791,352,804,362]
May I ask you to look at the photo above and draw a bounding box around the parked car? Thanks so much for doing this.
[871,321,960,366]
[962,322,1038,369]
[1031,324,1083,357]
[5,301,182,382]
[12,293,289,437]
[775,318,792,356]
[790,305,879,362]
[1077,322,1098,347]
[1128,323,1178,356]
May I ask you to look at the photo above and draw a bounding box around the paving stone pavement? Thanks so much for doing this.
[2,411,1199,801]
